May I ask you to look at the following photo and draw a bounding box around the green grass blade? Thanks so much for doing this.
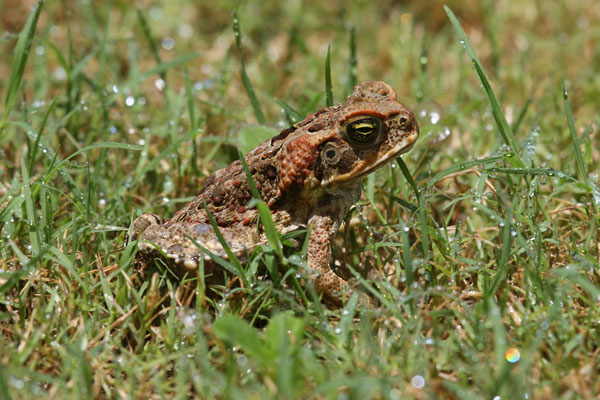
[426,155,505,189]
[347,26,357,93]
[232,10,266,124]
[511,97,532,135]
[561,78,587,186]
[444,6,524,168]
[200,199,248,285]
[21,158,41,255]
[184,66,200,174]
[274,98,303,124]
[184,67,197,133]
[135,130,198,180]
[187,237,241,278]
[325,45,333,107]
[1,0,45,133]
[137,52,201,83]
[485,199,514,299]
[137,10,164,75]
[213,315,266,360]
[397,157,429,259]
[396,157,419,195]
[28,96,58,172]
[238,151,282,258]
[416,43,428,103]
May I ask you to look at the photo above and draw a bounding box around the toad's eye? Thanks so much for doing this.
[346,117,382,145]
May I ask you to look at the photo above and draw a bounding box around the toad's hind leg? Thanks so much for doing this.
[307,215,371,307]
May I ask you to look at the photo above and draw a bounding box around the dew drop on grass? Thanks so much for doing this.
[411,375,425,389]
[236,355,248,366]
[505,347,520,363]
[125,96,135,107]
[149,6,163,20]
[155,78,166,91]
[10,378,24,390]
[390,389,402,400]
[161,37,174,50]
[179,24,193,38]
[415,101,443,125]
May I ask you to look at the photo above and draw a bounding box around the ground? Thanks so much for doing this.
[0,0,599,398]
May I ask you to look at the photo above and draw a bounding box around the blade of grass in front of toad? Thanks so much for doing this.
[199,199,248,286]
[1,0,45,134]
[445,6,524,169]
[238,152,310,306]
[232,10,266,125]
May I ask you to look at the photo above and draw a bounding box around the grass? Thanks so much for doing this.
[1,0,599,398]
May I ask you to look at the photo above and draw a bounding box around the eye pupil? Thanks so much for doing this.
[326,149,337,159]
[400,117,407,124]
[356,126,374,134]
[346,117,381,145]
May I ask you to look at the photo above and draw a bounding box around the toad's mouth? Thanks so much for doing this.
[322,133,418,187]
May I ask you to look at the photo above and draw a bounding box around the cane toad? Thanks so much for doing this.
[133,81,419,306]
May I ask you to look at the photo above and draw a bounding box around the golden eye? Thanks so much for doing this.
[346,117,381,145]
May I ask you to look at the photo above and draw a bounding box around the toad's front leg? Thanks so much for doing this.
[306,214,371,307]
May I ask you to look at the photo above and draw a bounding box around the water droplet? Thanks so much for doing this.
[155,78,166,91]
[161,37,175,50]
[179,24,193,38]
[411,375,425,389]
[149,6,163,20]
[505,347,520,363]
[125,96,135,107]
